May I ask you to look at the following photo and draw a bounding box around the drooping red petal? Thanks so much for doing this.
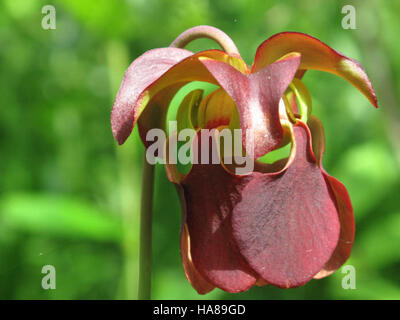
[252,32,378,108]
[180,133,257,293]
[314,174,354,279]
[111,48,193,145]
[112,48,244,145]
[307,116,355,279]
[180,223,215,294]
[162,132,215,294]
[232,122,340,288]
[200,52,301,158]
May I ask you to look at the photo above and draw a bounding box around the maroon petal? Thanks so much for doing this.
[179,186,215,294]
[307,116,355,279]
[180,133,257,293]
[232,122,340,288]
[180,222,215,294]
[162,134,214,293]
[252,32,378,108]
[200,53,301,158]
[314,174,354,279]
[111,48,193,145]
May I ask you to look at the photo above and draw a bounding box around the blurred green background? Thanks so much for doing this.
[0,0,399,299]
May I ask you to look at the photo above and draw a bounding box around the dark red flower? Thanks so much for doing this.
[111,30,377,293]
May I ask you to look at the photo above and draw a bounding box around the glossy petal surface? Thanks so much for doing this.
[232,122,340,288]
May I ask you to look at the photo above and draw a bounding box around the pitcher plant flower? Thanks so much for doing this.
[111,26,378,295]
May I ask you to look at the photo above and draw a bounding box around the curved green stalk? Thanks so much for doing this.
[138,154,155,299]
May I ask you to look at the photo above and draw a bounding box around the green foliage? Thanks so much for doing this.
[0,0,399,299]
[1,193,121,242]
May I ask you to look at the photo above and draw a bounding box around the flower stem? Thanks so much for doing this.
[170,25,240,56]
[136,26,236,300]
[138,154,155,299]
